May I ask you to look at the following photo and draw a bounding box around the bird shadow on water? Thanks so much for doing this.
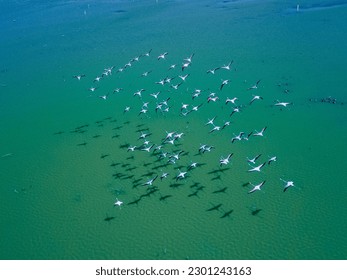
[249,206,262,217]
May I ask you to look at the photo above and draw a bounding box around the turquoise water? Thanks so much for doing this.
[0,0,346,259]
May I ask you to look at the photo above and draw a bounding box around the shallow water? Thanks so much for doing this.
[0,0,346,260]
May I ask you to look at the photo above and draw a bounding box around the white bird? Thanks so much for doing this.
[221,61,233,70]
[231,132,244,143]
[247,79,261,90]
[225,97,238,104]
[230,107,240,117]
[280,178,295,192]
[160,172,169,180]
[221,121,230,130]
[203,145,214,153]
[220,79,230,90]
[141,144,154,153]
[113,88,123,93]
[99,94,109,100]
[209,125,221,133]
[150,91,161,99]
[179,74,190,81]
[181,103,189,111]
[73,74,85,80]
[219,153,233,166]
[158,52,168,60]
[141,71,152,77]
[123,106,131,113]
[133,89,145,98]
[207,96,219,103]
[253,127,267,137]
[191,103,203,112]
[248,181,266,194]
[164,76,174,84]
[184,53,194,63]
[143,49,152,57]
[170,151,183,161]
[181,62,191,71]
[247,154,262,165]
[188,162,198,170]
[138,108,148,116]
[248,162,266,172]
[94,76,102,82]
[124,62,132,69]
[249,95,263,104]
[139,132,150,139]
[114,198,123,207]
[142,102,150,108]
[274,101,292,107]
[205,117,216,126]
[143,175,158,186]
[171,82,182,90]
[155,79,166,86]
[176,170,187,181]
[268,156,277,165]
[88,87,97,92]
[174,132,184,139]
[198,144,207,153]
[207,67,220,74]
[127,145,137,152]
[164,131,176,141]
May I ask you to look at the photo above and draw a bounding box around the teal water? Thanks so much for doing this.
[0,0,346,260]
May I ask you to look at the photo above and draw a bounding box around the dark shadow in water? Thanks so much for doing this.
[75,124,89,130]
[121,174,134,180]
[110,162,120,167]
[212,187,227,194]
[211,175,222,181]
[169,183,184,189]
[125,166,137,172]
[206,203,222,212]
[53,131,64,135]
[220,209,233,219]
[159,194,173,202]
[188,190,200,198]
[127,197,142,206]
[190,182,201,189]
[208,167,230,175]
[112,172,125,179]
[142,171,156,178]
[112,125,123,131]
[104,215,116,222]
[113,9,127,14]
[119,143,129,149]
[251,208,262,216]
[132,178,142,184]
[152,163,170,170]
[143,162,152,167]
[140,187,158,198]
[77,142,87,146]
